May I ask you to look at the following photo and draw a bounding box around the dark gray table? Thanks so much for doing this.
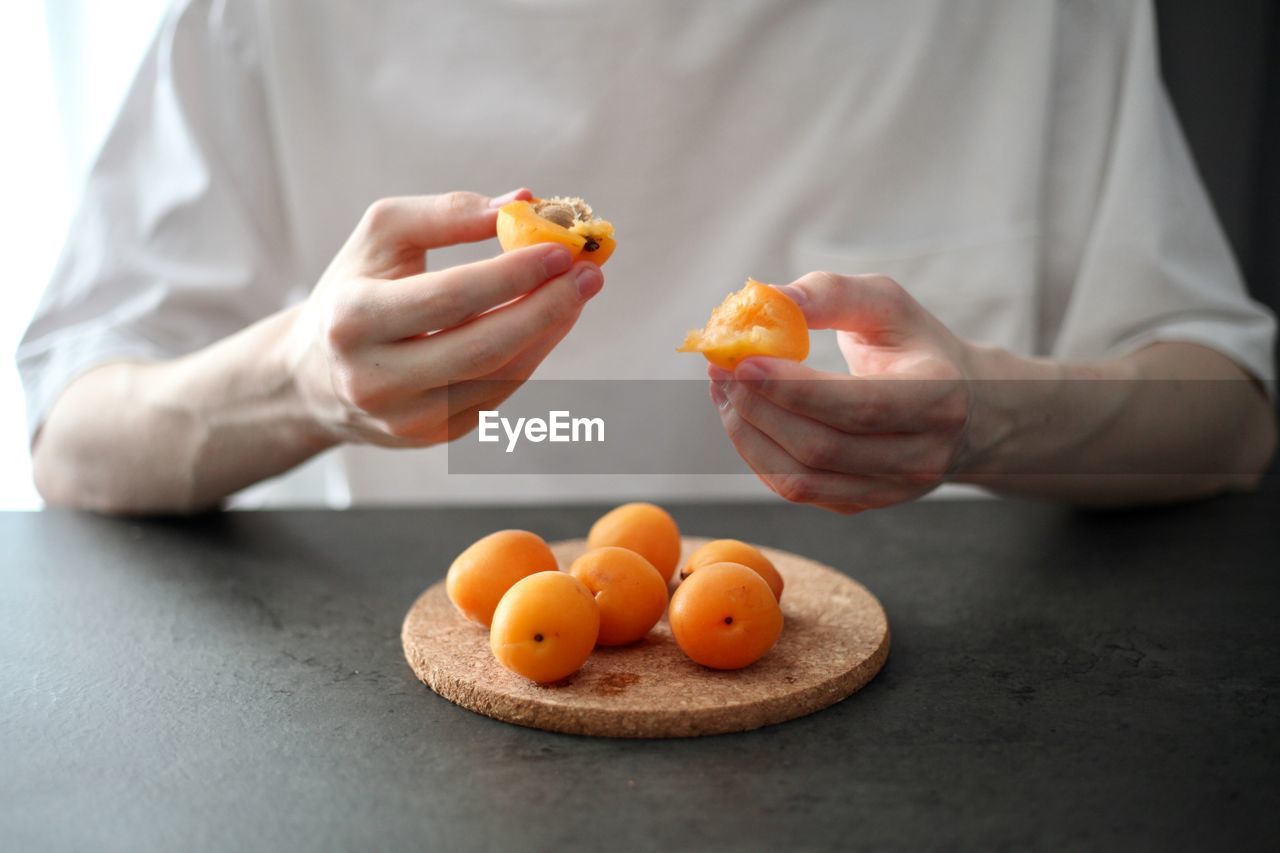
[3,495,1278,851]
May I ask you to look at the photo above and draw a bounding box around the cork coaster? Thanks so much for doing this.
[401,538,890,738]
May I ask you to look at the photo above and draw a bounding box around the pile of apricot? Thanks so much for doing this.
[445,502,787,683]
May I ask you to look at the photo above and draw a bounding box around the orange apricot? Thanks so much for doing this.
[669,562,783,670]
[568,547,668,646]
[678,278,809,370]
[497,197,616,265]
[586,502,682,582]
[490,571,600,683]
[681,539,784,601]
[445,529,559,627]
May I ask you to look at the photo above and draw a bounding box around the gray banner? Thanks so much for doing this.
[446,379,1271,476]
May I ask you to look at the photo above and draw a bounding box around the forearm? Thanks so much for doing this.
[32,306,336,514]
[955,341,1277,506]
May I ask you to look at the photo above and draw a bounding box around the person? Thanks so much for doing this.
[20,0,1276,515]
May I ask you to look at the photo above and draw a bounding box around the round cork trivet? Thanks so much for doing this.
[401,537,890,738]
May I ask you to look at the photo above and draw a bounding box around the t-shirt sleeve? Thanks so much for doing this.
[17,0,295,443]
[1047,0,1276,394]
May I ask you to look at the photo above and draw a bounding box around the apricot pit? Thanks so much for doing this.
[497,196,616,265]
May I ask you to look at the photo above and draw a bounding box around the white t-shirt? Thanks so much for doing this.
[19,0,1276,506]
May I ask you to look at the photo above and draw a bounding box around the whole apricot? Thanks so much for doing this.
[490,571,601,683]
[678,278,809,370]
[669,562,783,670]
[497,196,616,265]
[586,502,682,582]
[681,539,784,601]
[445,529,559,627]
[569,547,668,646]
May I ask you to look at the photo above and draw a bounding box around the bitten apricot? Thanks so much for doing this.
[497,196,616,265]
[681,539,784,601]
[678,279,809,370]
[490,571,601,683]
[569,547,668,646]
[445,529,559,627]
[669,562,783,670]
[586,502,682,582]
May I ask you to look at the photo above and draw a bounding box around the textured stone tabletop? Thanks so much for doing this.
[3,495,1278,851]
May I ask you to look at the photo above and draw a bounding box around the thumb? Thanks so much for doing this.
[774,272,922,339]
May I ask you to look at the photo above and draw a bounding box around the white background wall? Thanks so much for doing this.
[0,0,168,509]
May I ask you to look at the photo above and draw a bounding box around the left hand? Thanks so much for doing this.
[709,271,983,514]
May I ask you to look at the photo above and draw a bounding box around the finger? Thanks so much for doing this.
[348,191,524,270]
[376,388,530,448]
[717,374,948,479]
[710,381,916,507]
[773,271,921,341]
[406,312,579,426]
[487,187,535,208]
[337,289,582,423]
[349,243,574,342]
[720,359,964,434]
[386,262,603,387]
[813,503,869,516]
[373,346,559,445]
[441,356,565,444]
[443,398,511,443]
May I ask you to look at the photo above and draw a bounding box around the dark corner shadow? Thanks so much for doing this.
[1064,473,1280,523]
[77,505,352,577]
[34,507,442,690]
[997,481,1280,584]
[31,507,405,638]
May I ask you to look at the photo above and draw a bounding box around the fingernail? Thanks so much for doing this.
[489,188,526,208]
[773,283,806,307]
[707,366,733,383]
[709,380,731,410]
[736,360,766,382]
[575,264,604,300]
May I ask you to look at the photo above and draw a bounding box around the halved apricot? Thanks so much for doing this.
[669,562,783,670]
[678,279,809,370]
[490,571,601,683]
[586,502,682,583]
[445,529,559,627]
[681,539,784,601]
[569,547,668,646]
[496,197,616,265]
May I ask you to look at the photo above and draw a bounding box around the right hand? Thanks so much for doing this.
[707,272,976,514]
[284,190,603,447]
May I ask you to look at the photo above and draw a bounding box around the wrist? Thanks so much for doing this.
[952,343,1146,482]
[952,342,1057,480]
[269,304,344,453]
